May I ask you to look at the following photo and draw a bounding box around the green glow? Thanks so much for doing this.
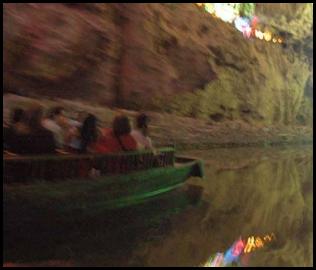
[239,3,255,18]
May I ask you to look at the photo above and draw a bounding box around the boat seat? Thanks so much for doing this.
[3,147,175,183]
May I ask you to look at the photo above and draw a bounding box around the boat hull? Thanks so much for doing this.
[4,157,203,210]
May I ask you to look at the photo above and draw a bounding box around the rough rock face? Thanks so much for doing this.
[256,3,313,41]
[3,3,313,125]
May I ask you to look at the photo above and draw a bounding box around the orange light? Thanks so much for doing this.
[255,237,264,248]
[244,236,256,253]
[264,235,271,241]
[278,38,282,43]
[244,233,275,254]
[203,233,276,267]
[264,32,272,42]
[196,3,203,7]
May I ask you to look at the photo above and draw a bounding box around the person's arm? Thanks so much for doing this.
[56,149,70,155]
[147,137,153,149]
[57,130,65,148]
[132,136,140,151]
[4,150,19,157]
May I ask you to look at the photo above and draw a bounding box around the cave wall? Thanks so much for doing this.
[3,3,313,125]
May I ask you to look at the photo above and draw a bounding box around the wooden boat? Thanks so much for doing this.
[4,147,204,210]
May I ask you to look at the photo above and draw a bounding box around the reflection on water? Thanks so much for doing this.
[4,145,313,267]
[202,232,276,267]
[128,145,313,267]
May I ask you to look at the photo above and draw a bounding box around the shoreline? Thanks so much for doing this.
[3,94,313,152]
[173,140,313,152]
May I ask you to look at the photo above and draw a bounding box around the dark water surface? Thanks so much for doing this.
[127,145,313,267]
[139,146,313,266]
[4,145,313,267]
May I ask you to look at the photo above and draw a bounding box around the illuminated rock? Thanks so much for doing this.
[3,3,313,126]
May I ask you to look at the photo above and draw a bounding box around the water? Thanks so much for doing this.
[4,145,313,267]
[127,145,313,267]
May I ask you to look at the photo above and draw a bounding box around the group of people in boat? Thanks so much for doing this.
[4,103,154,156]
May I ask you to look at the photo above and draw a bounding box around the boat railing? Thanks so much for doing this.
[3,147,175,183]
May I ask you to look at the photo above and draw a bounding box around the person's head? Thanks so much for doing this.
[80,114,98,152]
[27,103,44,131]
[48,106,66,126]
[10,108,25,124]
[77,110,86,122]
[113,115,131,137]
[136,113,150,136]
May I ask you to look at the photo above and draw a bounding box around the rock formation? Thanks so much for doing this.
[3,3,313,125]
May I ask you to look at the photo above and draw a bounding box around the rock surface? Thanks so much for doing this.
[3,3,313,126]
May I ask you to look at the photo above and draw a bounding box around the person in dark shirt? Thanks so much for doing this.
[4,108,27,151]
[10,103,56,155]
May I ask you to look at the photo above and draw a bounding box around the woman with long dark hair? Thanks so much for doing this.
[131,113,153,150]
[93,115,138,153]
[79,114,98,153]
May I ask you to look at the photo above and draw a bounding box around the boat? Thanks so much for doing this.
[4,147,204,210]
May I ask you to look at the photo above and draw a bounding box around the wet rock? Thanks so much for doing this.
[3,3,313,126]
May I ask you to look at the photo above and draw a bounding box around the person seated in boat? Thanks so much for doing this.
[65,111,85,153]
[93,115,138,153]
[9,103,56,155]
[4,108,27,151]
[42,106,68,149]
[131,113,154,150]
[79,113,98,153]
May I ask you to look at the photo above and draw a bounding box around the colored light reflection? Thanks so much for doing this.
[204,3,215,14]
[223,238,245,265]
[263,32,272,42]
[203,233,276,267]
[234,16,250,33]
[195,3,284,45]
[214,3,236,23]
[255,30,264,39]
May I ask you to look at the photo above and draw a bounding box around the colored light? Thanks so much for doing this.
[264,32,272,42]
[255,237,264,248]
[194,3,282,46]
[255,30,264,39]
[210,253,224,267]
[244,26,252,38]
[223,238,245,265]
[264,235,271,241]
[204,3,215,14]
[203,233,276,267]
[233,238,245,256]
[234,16,250,33]
[244,236,256,253]
[213,3,237,23]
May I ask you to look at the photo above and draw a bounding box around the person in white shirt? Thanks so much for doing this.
[42,106,68,149]
[65,111,85,152]
[131,113,153,150]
